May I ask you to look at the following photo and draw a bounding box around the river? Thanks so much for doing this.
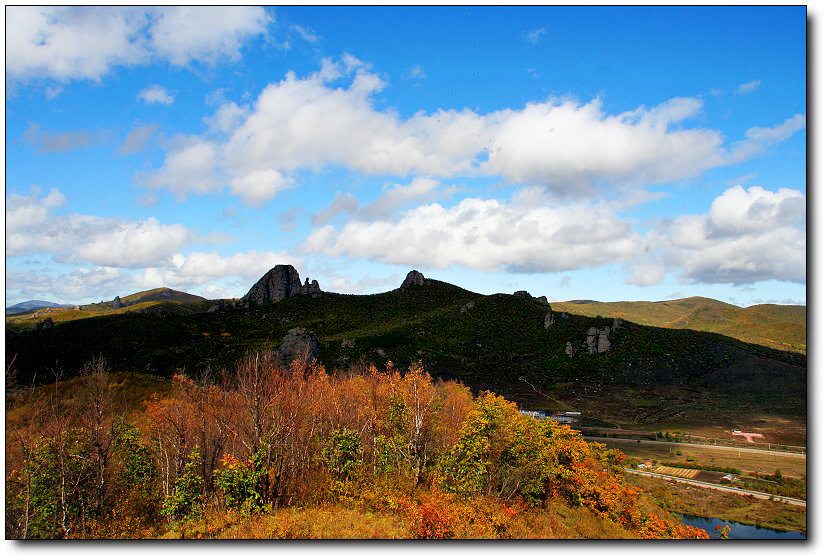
[679,514,805,540]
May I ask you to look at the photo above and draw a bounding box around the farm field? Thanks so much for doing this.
[593,438,807,478]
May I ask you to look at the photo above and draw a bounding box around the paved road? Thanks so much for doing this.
[625,469,807,507]
[584,436,806,458]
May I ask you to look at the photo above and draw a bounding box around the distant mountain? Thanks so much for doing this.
[6,300,72,315]
[552,297,806,354]
[5,287,210,325]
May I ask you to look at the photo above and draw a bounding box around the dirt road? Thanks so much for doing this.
[585,436,806,458]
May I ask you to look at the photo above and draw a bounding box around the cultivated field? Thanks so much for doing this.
[595,438,807,478]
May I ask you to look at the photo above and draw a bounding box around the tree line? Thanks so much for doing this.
[5,352,708,539]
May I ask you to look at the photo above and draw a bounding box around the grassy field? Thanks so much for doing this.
[553,297,806,354]
[594,438,807,478]
[626,474,806,534]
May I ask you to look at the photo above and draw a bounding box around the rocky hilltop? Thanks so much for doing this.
[400,269,429,288]
[243,265,322,304]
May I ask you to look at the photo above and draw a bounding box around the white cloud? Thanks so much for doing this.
[203,101,248,134]
[305,188,645,273]
[148,6,271,66]
[6,266,127,305]
[625,263,667,286]
[145,138,220,198]
[147,58,806,203]
[525,28,546,45]
[6,188,193,268]
[290,23,320,44]
[6,6,271,82]
[662,185,806,285]
[737,79,762,94]
[138,84,174,104]
[229,169,293,206]
[726,114,806,163]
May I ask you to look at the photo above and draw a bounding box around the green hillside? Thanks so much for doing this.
[6,281,806,425]
[5,287,211,329]
[553,297,806,354]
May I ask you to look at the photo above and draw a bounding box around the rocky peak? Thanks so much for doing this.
[243,265,322,304]
[401,270,427,288]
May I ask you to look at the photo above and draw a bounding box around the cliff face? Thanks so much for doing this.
[243,265,321,304]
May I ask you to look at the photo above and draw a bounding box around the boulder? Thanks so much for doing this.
[278,327,319,363]
[243,265,322,304]
[401,270,427,288]
[112,296,123,309]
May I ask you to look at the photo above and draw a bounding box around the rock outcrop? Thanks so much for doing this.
[112,296,123,309]
[278,327,319,363]
[243,265,322,304]
[544,311,555,329]
[565,341,575,358]
[36,317,54,331]
[460,301,476,314]
[401,270,427,288]
[536,295,550,306]
[513,290,531,298]
[584,326,612,354]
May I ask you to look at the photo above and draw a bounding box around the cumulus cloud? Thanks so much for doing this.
[203,101,248,134]
[6,188,193,268]
[138,84,174,104]
[6,266,127,305]
[662,185,806,285]
[6,6,271,82]
[144,250,303,287]
[229,169,293,206]
[305,188,645,273]
[149,7,271,65]
[119,123,158,154]
[625,263,667,287]
[147,58,804,203]
[145,138,220,198]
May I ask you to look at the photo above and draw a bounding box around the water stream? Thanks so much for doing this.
[679,513,805,540]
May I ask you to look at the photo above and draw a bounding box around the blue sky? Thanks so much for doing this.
[4,5,807,307]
